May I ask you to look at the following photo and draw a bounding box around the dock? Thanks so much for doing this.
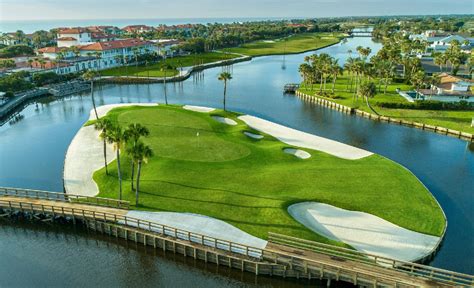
[284,83,300,93]
[1,186,472,287]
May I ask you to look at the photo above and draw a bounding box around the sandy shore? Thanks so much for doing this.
[238,115,372,160]
[288,202,440,262]
[63,103,158,196]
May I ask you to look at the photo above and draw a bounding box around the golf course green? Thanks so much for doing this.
[93,105,445,245]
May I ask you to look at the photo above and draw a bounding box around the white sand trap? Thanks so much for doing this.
[64,103,158,196]
[244,131,264,140]
[183,105,215,113]
[90,103,158,120]
[288,202,440,262]
[284,148,311,159]
[212,116,237,126]
[123,211,267,257]
[238,115,372,160]
[263,40,275,43]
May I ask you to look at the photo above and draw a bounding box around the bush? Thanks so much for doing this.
[377,100,474,111]
[0,45,34,58]
[0,72,33,92]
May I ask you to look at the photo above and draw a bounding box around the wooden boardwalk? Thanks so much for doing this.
[1,187,473,287]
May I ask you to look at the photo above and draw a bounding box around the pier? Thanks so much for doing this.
[1,186,472,287]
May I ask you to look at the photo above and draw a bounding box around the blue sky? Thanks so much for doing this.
[1,0,472,21]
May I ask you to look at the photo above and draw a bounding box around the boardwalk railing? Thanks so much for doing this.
[0,198,263,259]
[268,232,474,287]
[0,187,129,210]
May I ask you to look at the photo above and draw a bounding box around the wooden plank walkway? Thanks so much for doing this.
[1,194,472,287]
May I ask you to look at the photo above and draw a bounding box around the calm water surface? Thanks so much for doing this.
[0,37,473,286]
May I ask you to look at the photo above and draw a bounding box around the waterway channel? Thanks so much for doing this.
[0,36,472,287]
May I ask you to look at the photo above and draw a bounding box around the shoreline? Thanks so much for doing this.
[295,90,474,143]
[63,104,446,263]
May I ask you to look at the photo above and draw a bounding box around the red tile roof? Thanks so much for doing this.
[122,25,154,32]
[91,32,115,39]
[58,27,89,34]
[79,38,152,51]
[57,37,77,41]
[37,47,68,53]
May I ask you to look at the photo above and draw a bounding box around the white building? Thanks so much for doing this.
[150,39,181,56]
[37,38,156,75]
[57,28,93,47]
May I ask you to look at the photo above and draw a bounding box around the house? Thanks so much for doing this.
[57,28,92,47]
[122,25,155,34]
[90,32,116,42]
[0,33,21,46]
[430,35,473,53]
[417,73,473,101]
[86,26,121,35]
[149,39,181,56]
[37,38,156,75]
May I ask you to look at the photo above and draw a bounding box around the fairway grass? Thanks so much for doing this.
[226,32,344,56]
[299,74,474,134]
[101,52,240,78]
[93,105,445,245]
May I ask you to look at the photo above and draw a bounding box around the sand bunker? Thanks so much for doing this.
[183,105,215,113]
[212,116,237,126]
[244,131,264,140]
[288,202,440,262]
[284,148,311,159]
[123,210,267,257]
[238,115,372,160]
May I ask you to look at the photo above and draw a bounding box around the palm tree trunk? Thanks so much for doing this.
[332,75,336,93]
[365,96,379,115]
[319,74,323,93]
[136,161,141,206]
[117,149,122,200]
[131,161,135,191]
[91,80,98,120]
[223,81,227,111]
[103,137,108,175]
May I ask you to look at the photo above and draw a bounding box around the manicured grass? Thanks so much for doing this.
[299,74,474,134]
[101,52,239,77]
[226,32,344,56]
[93,105,445,245]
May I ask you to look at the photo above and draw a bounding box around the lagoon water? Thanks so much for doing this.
[0,37,473,286]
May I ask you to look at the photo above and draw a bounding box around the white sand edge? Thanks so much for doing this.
[244,131,264,139]
[238,115,372,160]
[122,210,267,257]
[212,116,237,126]
[284,148,311,159]
[288,202,440,262]
[183,105,215,113]
[64,103,158,196]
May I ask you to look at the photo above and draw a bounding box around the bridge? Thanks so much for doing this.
[1,186,472,287]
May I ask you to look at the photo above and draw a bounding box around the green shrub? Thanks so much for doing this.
[377,100,474,111]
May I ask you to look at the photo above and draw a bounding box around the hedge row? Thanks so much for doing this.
[377,100,474,111]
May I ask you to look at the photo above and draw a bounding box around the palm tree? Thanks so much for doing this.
[27,59,33,69]
[126,141,153,206]
[358,81,378,115]
[95,118,113,175]
[82,70,99,120]
[124,123,150,191]
[330,59,343,93]
[105,124,125,200]
[218,72,232,111]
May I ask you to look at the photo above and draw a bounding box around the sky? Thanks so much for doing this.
[0,0,473,21]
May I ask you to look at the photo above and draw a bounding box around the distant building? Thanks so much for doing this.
[37,38,156,74]
[409,32,473,53]
[122,25,155,34]
[0,33,21,46]
[149,39,181,56]
[57,28,92,47]
[417,73,473,101]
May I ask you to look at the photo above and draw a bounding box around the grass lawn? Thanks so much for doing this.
[93,105,445,245]
[226,32,344,56]
[299,74,474,134]
[101,52,239,77]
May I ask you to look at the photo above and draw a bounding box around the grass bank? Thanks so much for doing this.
[298,74,474,134]
[226,32,344,56]
[93,105,445,245]
[101,52,240,78]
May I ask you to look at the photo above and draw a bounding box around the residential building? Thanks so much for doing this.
[122,25,155,34]
[149,39,181,56]
[37,38,156,75]
[57,28,92,47]
[417,73,473,101]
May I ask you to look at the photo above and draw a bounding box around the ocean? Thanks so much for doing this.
[0,17,291,33]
